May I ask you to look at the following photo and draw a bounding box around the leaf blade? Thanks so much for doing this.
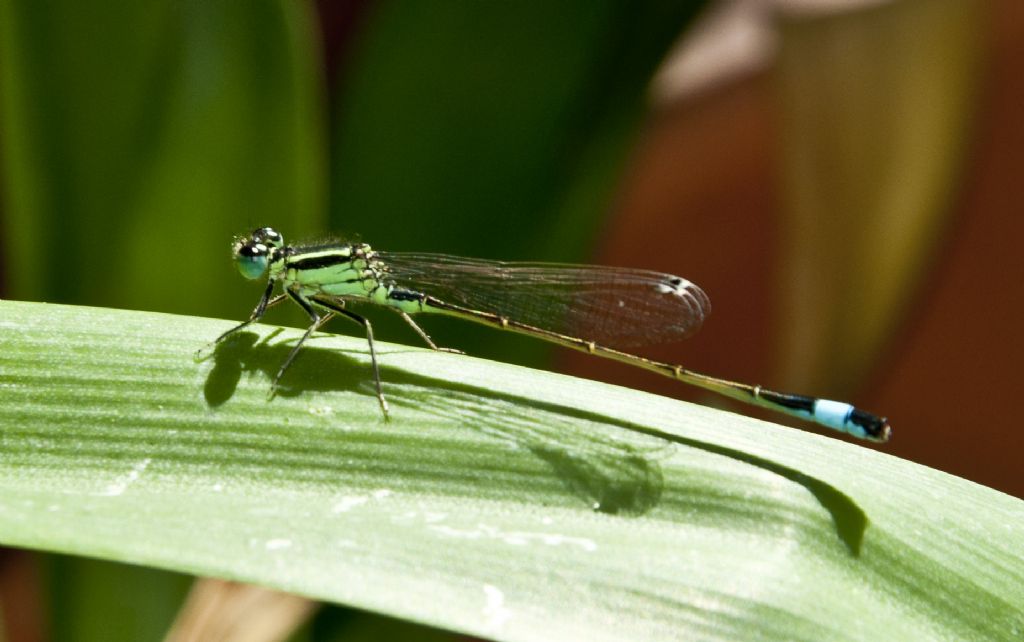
[0,300,1021,641]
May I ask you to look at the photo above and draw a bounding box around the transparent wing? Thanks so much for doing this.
[377,252,710,348]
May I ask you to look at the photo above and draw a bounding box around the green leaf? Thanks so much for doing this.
[1,300,1022,641]
[0,0,325,316]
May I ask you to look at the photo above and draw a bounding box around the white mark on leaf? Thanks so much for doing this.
[333,496,368,513]
[429,523,597,552]
[99,458,152,496]
[264,538,292,551]
[332,489,393,514]
[482,584,512,633]
[308,404,334,418]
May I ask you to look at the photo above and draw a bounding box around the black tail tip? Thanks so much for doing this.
[852,408,891,443]
[873,419,892,443]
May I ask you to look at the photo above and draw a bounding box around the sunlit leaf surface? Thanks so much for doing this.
[1,301,1021,641]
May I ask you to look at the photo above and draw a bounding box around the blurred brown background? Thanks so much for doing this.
[1,0,1021,640]
[565,0,1023,498]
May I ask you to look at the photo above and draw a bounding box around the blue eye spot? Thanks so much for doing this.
[235,244,269,280]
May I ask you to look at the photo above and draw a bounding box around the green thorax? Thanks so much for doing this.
[277,242,387,300]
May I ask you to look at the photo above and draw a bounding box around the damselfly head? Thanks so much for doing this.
[230,227,285,280]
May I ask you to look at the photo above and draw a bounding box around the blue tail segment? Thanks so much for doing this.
[757,390,890,442]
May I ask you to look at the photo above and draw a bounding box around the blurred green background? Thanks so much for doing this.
[2,0,1022,640]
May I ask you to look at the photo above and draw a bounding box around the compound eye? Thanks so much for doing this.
[253,227,283,248]
[235,243,269,280]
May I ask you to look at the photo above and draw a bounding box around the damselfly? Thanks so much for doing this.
[210,227,890,443]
